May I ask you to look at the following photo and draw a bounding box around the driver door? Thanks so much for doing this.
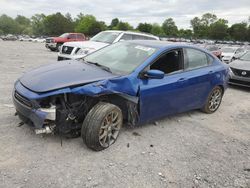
[139,48,190,122]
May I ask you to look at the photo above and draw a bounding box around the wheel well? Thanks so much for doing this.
[217,85,225,95]
[98,94,139,125]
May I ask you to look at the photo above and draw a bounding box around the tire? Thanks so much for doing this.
[49,47,56,52]
[56,43,62,52]
[82,102,123,151]
[201,86,223,114]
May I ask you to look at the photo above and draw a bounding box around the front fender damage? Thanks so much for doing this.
[27,76,140,135]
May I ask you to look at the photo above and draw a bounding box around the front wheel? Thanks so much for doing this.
[82,102,123,151]
[201,86,223,113]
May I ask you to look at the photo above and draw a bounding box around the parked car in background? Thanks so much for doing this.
[32,37,46,43]
[229,51,250,87]
[19,36,33,42]
[13,41,229,151]
[205,45,222,59]
[45,33,86,51]
[57,30,159,61]
[221,47,246,63]
[2,34,18,41]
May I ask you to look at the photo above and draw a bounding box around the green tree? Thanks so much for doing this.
[247,25,250,42]
[31,14,46,35]
[0,14,19,34]
[114,21,133,31]
[162,18,178,36]
[75,15,105,36]
[150,23,164,36]
[15,15,31,34]
[178,29,193,38]
[229,22,248,41]
[137,23,152,33]
[209,19,228,40]
[109,18,119,29]
[201,13,217,26]
[43,12,74,35]
[191,13,217,38]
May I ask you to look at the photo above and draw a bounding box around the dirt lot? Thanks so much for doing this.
[0,41,249,188]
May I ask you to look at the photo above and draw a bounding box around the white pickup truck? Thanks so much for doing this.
[57,30,159,61]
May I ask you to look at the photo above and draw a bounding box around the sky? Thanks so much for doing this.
[0,0,250,29]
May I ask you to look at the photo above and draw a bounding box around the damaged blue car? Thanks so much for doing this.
[13,41,229,151]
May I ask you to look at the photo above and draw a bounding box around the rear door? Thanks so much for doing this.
[139,47,214,123]
[182,47,215,107]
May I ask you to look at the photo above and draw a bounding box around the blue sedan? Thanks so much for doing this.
[13,41,229,151]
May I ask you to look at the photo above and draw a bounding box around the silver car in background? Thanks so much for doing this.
[229,51,250,87]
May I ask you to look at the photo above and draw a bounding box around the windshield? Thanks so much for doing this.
[90,32,121,44]
[59,33,69,38]
[84,42,157,74]
[221,47,235,53]
[239,51,250,61]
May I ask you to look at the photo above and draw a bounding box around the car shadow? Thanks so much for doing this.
[228,85,250,93]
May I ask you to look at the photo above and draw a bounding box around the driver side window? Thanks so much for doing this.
[150,49,183,74]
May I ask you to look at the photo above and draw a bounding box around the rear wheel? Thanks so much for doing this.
[81,102,123,151]
[201,86,223,113]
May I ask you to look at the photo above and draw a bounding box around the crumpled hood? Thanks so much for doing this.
[20,60,117,93]
[63,40,109,50]
[230,59,250,71]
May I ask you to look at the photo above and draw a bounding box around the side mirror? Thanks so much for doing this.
[144,70,164,79]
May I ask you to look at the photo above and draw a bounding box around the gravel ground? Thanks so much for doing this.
[0,41,249,188]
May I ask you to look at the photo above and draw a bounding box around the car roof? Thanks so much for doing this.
[126,40,201,50]
[68,33,84,34]
[103,30,159,39]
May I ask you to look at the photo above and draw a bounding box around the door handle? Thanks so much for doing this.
[178,78,187,82]
[209,71,214,74]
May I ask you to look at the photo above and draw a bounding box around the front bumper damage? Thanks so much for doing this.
[13,82,56,134]
[13,75,141,135]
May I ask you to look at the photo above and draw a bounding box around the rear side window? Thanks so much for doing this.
[77,34,84,39]
[185,48,209,69]
[144,36,157,40]
[132,35,145,40]
[119,34,133,41]
[68,34,76,39]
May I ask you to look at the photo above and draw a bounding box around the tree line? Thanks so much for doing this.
[0,12,250,41]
